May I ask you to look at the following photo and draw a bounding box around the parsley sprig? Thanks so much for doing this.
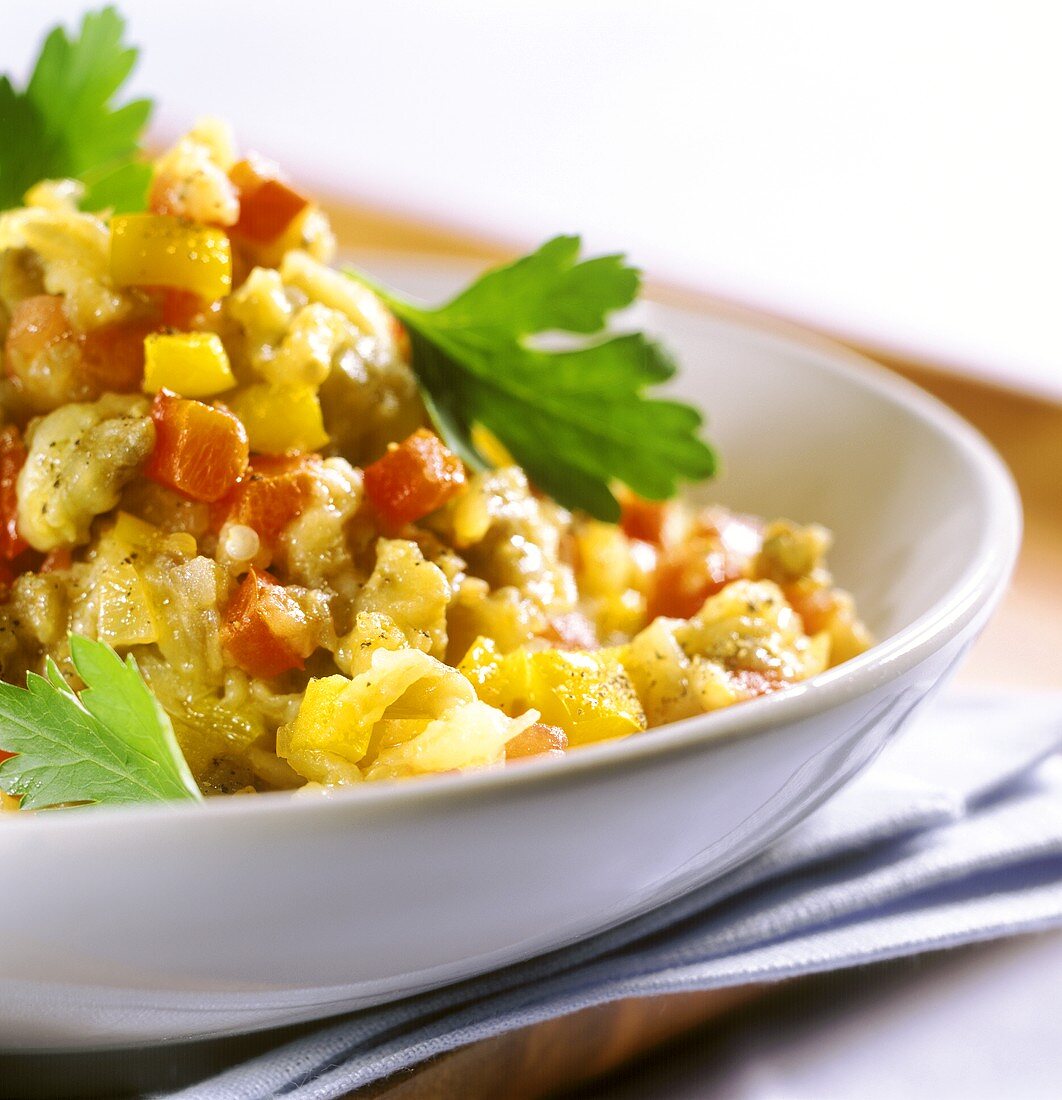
[0,636,201,809]
[0,7,152,212]
[349,237,717,521]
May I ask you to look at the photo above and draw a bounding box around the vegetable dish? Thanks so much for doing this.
[0,11,869,808]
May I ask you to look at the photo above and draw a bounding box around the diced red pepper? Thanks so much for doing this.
[0,426,29,561]
[647,541,745,621]
[212,454,321,549]
[229,158,310,244]
[145,390,249,503]
[541,611,598,651]
[505,722,568,761]
[0,747,14,764]
[619,491,670,545]
[157,288,208,330]
[221,568,315,678]
[39,548,73,574]
[6,297,170,395]
[81,318,156,392]
[3,295,75,367]
[363,429,466,530]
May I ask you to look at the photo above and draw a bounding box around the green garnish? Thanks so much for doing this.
[349,236,717,522]
[0,7,153,213]
[0,635,201,809]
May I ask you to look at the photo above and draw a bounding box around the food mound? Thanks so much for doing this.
[0,121,869,795]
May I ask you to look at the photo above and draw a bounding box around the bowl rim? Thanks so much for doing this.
[1,307,1022,834]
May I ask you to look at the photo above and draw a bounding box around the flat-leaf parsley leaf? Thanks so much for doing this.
[0,635,201,809]
[348,236,717,521]
[0,7,153,213]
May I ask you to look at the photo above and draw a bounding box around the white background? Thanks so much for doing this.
[5,1,1062,400]
[4,5,1061,1095]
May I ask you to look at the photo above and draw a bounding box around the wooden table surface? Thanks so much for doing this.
[318,195,1061,1099]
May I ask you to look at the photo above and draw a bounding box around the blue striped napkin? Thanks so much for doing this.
[168,689,1062,1099]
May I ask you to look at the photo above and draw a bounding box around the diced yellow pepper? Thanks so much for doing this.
[290,675,373,764]
[112,511,159,550]
[458,639,645,747]
[457,636,505,702]
[110,214,233,299]
[596,588,647,640]
[575,521,637,599]
[229,383,329,454]
[167,531,199,558]
[112,511,197,559]
[143,333,236,397]
[523,649,645,746]
[97,562,159,646]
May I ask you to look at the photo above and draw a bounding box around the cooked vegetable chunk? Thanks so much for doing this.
[17,395,154,550]
[460,638,646,746]
[229,158,310,244]
[110,214,232,300]
[142,333,235,397]
[221,568,317,679]
[144,391,249,502]
[363,429,466,529]
[213,454,321,551]
[229,383,328,454]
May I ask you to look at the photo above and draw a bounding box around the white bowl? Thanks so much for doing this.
[0,268,1020,1051]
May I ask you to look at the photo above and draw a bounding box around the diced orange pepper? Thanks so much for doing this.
[784,584,838,635]
[505,722,568,761]
[363,429,466,529]
[647,541,744,621]
[3,295,75,366]
[145,390,249,503]
[619,491,670,545]
[221,568,315,678]
[238,178,309,243]
[0,426,29,561]
[81,318,156,392]
[213,454,321,549]
[229,158,310,244]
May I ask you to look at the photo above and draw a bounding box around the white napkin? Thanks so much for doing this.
[169,690,1062,1099]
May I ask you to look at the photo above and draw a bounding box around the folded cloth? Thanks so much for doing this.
[168,689,1062,1100]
